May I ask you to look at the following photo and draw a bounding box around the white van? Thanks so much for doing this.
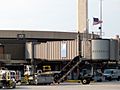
[103,69,120,81]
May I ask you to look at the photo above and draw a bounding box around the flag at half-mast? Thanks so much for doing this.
[93,17,103,25]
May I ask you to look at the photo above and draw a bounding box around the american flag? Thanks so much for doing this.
[93,17,103,25]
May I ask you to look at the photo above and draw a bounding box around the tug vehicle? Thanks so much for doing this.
[24,65,54,85]
[0,69,16,89]
[28,71,54,85]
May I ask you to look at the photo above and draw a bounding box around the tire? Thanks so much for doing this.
[9,81,16,89]
[117,76,120,81]
[117,78,119,81]
[0,86,2,89]
[12,83,16,89]
[34,79,38,85]
[108,77,112,81]
[97,79,102,82]
[0,82,2,89]
[28,81,33,85]
[81,78,90,85]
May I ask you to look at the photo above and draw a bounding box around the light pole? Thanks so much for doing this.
[99,0,103,38]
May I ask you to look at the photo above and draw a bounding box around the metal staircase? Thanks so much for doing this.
[54,56,85,83]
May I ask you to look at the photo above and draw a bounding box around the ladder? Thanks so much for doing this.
[54,56,85,83]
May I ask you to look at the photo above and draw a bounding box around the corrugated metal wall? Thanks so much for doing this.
[26,39,79,61]
[26,42,32,59]
[82,39,119,61]
[81,40,91,59]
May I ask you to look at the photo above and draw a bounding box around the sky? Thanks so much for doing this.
[88,0,120,38]
[0,0,120,38]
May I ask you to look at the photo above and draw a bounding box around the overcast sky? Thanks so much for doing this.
[0,0,120,38]
[89,0,120,38]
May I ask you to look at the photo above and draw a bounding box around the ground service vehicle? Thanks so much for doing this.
[24,65,54,85]
[25,56,92,85]
[103,69,120,81]
[0,70,16,89]
[54,56,92,84]
[28,71,54,85]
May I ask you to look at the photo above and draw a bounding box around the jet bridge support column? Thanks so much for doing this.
[31,40,37,75]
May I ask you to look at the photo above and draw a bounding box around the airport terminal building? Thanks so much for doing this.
[0,0,120,79]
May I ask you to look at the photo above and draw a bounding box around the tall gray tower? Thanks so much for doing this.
[77,0,88,33]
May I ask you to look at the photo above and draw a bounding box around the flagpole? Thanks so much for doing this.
[99,0,103,38]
